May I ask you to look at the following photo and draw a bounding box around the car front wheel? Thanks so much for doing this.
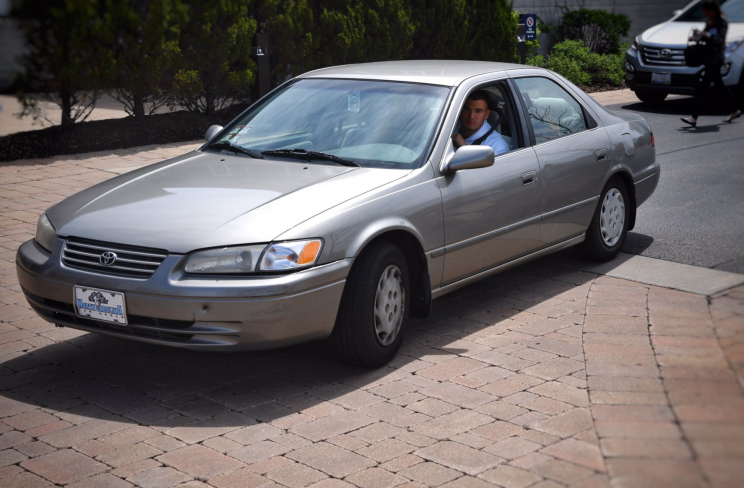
[578,176,630,262]
[332,241,410,367]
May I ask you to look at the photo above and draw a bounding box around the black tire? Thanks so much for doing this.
[578,177,630,262]
[635,90,668,104]
[332,241,410,367]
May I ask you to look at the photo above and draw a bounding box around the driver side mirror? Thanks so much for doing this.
[441,145,495,174]
[205,125,223,143]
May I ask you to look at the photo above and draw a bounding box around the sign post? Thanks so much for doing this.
[253,33,271,98]
[517,24,526,64]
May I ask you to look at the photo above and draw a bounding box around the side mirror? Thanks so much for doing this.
[205,125,223,143]
[441,145,495,173]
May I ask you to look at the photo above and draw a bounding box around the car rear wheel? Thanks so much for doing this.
[332,241,410,367]
[635,90,667,104]
[578,176,630,262]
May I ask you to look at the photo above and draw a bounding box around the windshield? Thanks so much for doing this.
[209,79,450,169]
[675,0,744,22]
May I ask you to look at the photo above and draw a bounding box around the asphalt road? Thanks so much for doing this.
[608,96,744,274]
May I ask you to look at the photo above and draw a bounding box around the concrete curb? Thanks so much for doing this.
[543,251,744,296]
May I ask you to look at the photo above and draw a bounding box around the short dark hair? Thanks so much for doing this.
[467,90,491,107]
[702,0,723,19]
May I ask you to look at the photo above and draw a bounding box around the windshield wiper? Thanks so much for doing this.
[261,149,359,167]
[206,142,264,159]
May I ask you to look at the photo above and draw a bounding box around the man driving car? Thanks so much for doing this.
[452,90,509,156]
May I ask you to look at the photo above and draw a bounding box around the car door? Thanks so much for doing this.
[511,74,612,246]
[438,79,543,286]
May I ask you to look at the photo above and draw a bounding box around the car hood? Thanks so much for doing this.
[641,21,744,48]
[48,151,408,253]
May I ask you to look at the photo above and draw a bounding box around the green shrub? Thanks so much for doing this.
[530,39,625,87]
[102,0,187,120]
[555,8,630,55]
[11,0,113,128]
[172,0,257,115]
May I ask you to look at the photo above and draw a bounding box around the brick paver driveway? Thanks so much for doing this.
[1,144,743,488]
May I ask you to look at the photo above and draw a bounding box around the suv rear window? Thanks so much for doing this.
[675,0,744,22]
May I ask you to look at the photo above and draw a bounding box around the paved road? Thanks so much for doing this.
[609,96,744,273]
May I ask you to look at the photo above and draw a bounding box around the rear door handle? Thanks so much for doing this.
[521,171,537,185]
[596,149,608,162]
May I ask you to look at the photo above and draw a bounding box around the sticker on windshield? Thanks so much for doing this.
[348,91,361,112]
[236,125,254,137]
[221,125,244,142]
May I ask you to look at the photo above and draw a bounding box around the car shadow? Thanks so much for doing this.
[0,260,597,431]
[622,232,655,255]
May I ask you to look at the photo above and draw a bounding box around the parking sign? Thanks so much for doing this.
[520,14,537,41]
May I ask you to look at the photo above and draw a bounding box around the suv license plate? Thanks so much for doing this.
[651,72,671,85]
[74,286,127,325]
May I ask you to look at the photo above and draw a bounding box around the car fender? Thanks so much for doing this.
[274,163,445,291]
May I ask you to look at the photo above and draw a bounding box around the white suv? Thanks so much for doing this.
[625,0,744,103]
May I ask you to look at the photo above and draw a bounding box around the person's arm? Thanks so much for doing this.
[452,133,466,148]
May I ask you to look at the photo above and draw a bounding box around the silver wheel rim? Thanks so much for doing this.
[600,188,625,247]
[373,265,405,346]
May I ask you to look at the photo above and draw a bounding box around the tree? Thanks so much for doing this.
[11,0,112,128]
[172,0,257,115]
[408,0,517,63]
[102,0,187,120]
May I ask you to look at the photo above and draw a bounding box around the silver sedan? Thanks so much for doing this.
[17,61,659,366]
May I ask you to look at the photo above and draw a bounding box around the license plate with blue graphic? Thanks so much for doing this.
[651,72,671,85]
[74,286,127,325]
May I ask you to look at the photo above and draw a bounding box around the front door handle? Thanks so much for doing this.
[521,170,537,185]
[596,149,608,162]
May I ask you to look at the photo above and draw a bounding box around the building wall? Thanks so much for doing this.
[513,0,693,41]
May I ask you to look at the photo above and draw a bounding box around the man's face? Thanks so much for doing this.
[460,99,490,133]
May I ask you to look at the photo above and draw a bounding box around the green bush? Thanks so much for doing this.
[555,8,630,55]
[530,39,625,87]
[102,0,187,120]
[11,0,113,128]
[172,0,257,115]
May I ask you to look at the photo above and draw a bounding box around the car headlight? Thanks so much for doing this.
[260,239,323,271]
[631,36,640,50]
[35,213,57,252]
[183,239,323,274]
[725,39,744,55]
[184,245,265,274]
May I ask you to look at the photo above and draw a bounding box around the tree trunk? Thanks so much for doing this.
[60,89,73,128]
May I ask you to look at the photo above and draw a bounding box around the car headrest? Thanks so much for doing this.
[487,112,501,129]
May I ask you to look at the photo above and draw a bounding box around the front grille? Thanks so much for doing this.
[62,238,167,279]
[641,46,686,66]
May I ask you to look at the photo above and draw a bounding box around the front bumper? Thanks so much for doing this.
[16,239,349,351]
[625,46,740,95]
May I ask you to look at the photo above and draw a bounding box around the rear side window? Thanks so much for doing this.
[513,77,589,144]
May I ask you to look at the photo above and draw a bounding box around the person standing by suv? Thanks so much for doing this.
[682,0,742,126]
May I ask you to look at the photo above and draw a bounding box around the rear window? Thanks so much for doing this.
[675,0,744,22]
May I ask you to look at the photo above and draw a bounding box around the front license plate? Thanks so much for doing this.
[651,72,671,85]
[74,286,127,325]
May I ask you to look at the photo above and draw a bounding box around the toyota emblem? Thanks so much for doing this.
[100,251,117,266]
[660,48,672,57]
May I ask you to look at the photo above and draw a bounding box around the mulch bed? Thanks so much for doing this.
[581,81,627,93]
[0,104,248,162]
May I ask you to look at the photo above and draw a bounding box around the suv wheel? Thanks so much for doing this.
[636,90,667,104]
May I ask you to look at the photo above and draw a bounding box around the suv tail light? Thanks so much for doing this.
[650,133,655,147]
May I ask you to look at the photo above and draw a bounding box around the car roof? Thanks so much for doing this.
[297,60,528,87]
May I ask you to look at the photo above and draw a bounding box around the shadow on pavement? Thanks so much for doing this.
[622,232,655,255]
[0,262,596,432]
[619,95,733,116]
